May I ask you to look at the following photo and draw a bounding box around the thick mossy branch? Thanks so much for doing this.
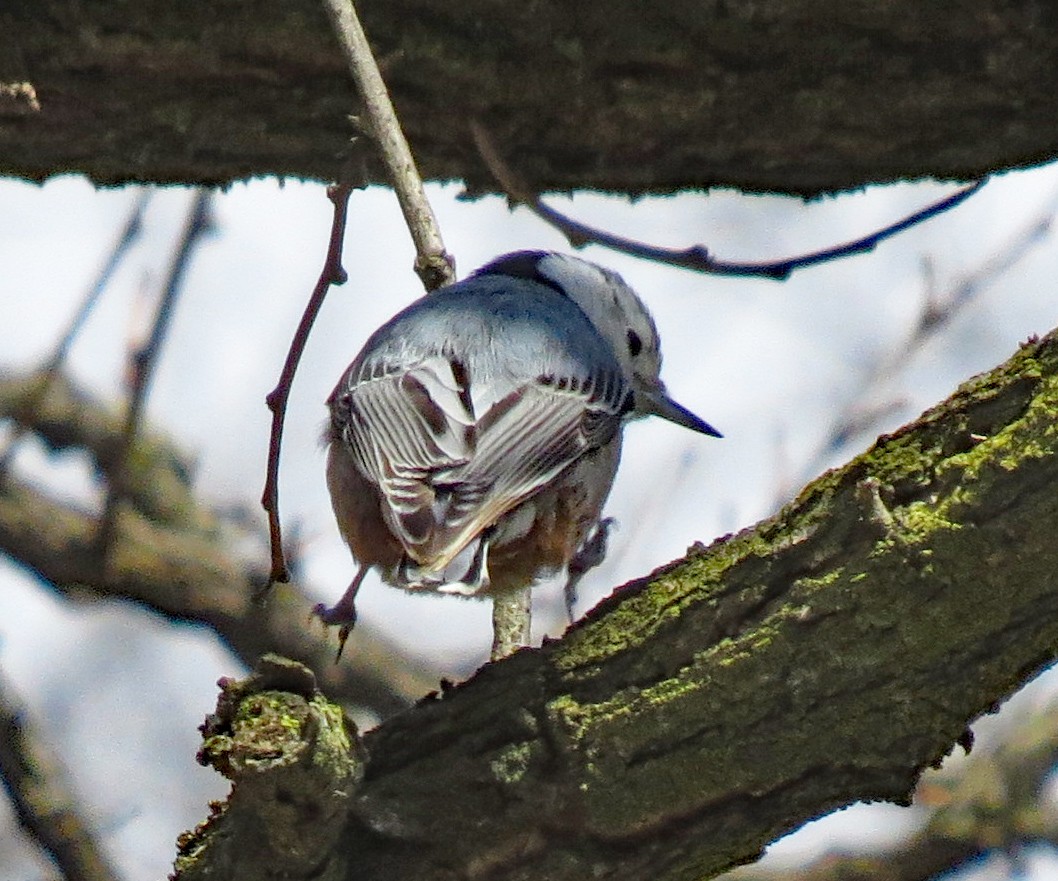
[182,327,1057,881]
[4,1,1058,190]
[175,656,363,881]
[724,696,1058,881]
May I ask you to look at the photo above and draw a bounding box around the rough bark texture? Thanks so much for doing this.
[725,696,1058,880]
[177,657,364,881]
[3,0,1057,193]
[173,327,1058,881]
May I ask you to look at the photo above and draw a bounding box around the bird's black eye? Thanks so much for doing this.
[626,329,643,357]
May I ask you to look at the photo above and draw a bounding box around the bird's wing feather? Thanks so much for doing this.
[337,355,474,556]
[336,353,625,574]
[424,383,612,571]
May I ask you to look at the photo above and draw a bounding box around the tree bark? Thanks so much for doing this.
[175,326,1058,880]
[3,1,1057,193]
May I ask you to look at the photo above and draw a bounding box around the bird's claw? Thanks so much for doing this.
[312,565,368,662]
[563,516,617,623]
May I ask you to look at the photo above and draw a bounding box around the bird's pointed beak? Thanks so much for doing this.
[638,388,722,438]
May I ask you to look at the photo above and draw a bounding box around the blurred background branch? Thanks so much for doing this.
[0,665,122,881]
[0,368,438,717]
[775,191,1058,505]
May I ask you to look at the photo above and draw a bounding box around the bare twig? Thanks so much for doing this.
[0,666,123,881]
[263,0,462,587]
[783,195,1057,498]
[471,119,984,280]
[262,182,353,586]
[0,189,151,479]
[0,371,440,713]
[321,0,455,291]
[491,590,532,661]
[266,1,470,642]
[97,188,213,555]
[316,2,542,657]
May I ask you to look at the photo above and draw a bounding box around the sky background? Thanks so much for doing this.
[1,164,1057,879]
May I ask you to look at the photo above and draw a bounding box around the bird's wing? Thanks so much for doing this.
[334,353,626,574]
[335,354,474,561]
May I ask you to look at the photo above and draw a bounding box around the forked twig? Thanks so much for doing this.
[262,182,354,586]
[321,0,455,291]
[264,0,460,589]
[97,189,213,556]
[471,119,984,280]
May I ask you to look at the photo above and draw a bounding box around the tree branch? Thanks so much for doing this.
[175,324,1058,880]
[5,2,1058,191]
[320,0,454,290]
[0,665,122,881]
[263,0,459,586]
[472,119,984,280]
[174,656,363,881]
[724,699,1058,881]
[262,181,353,586]
[781,194,1057,499]
[0,189,150,479]
[97,188,213,555]
[0,370,439,717]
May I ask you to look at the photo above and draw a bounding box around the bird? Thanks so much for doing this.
[315,250,720,659]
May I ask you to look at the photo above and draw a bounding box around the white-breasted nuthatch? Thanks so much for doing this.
[316,250,720,656]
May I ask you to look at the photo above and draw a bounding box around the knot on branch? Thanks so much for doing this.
[177,655,364,881]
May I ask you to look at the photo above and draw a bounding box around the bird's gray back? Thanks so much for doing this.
[348,275,625,398]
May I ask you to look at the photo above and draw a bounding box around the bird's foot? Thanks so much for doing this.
[312,564,368,662]
[563,516,617,623]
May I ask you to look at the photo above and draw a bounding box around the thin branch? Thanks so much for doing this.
[97,188,213,555]
[471,119,984,280]
[0,189,151,479]
[0,370,440,714]
[262,182,353,586]
[321,0,455,291]
[264,0,459,606]
[264,0,462,583]
[52,190,154,369]
[783,193,1057,498]
[0,666,123,881]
